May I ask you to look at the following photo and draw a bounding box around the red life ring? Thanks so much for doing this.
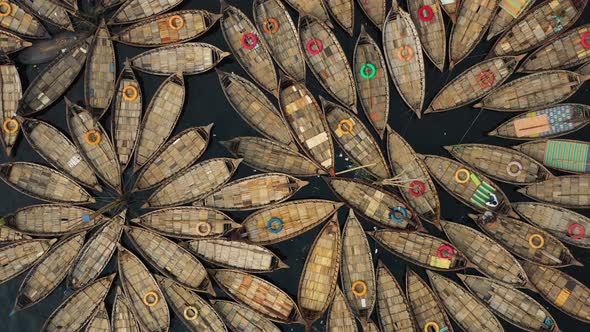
[437,245,454,260]
[567,224,585,239]
[306,39,323,55]
[418,6,434,22]
[581,32,590,49]
[478,71,495,88]
[241,33,258,50]
[409,181,426,197]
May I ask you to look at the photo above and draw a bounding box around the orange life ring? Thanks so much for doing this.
[85,130,102,145]
[3,118,18,134]
[168,15,184,30]
[424,322,440,332]
[338,119,354,134]
[454,168,470,184]
[0,2,11,17]
[351,280,368,297]
[478,71,495,88]
[263,18,279,34]
[143,291,159,306]
[122,85,138,101]
[195,221,212,236]
[397,46,414,61]
[528,234,544,249]
[183,306,198,320]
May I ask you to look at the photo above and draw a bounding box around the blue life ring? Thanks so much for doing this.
[389,207,407,223]
[267,217,284,233]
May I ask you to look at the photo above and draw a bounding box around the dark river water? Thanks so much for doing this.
[1,0,589,331]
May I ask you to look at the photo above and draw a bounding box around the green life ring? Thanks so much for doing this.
[360,63,376,79]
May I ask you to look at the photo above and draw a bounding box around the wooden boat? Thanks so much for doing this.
[459,274,559,332]
[326,177,423,231]
[134,125,211,190]
[487,0,535,40]
[0,30,31,54]
[143,158,241,208]
[407,0,446,71]
[19,39,89,116]
[0,1,49,38]
[365,320,380,332]
[298,217,341,329]
[278,76,335,172]
[514,139,590,174]
[421,154,514,215]
[356,0,386,29]
[489,0,588,58]
[324,0,354,35]
[210,269,303,323]
[383,127,441,227]
[221,1,277,94]
[0,162,95,204]
[424,56,521,114]
[156,275,226,331]
[111,287,141,332]
[427,271,504,332]
[99,0,124,10]
[406,270,454,332]
[353,26,389,137]
[383,3,425,117]
[445,143,553,185]
[42,274,115,332]
[298,15,356,109]
[217,70,295,148]
[473,70,590,111]
[84,21,115,115]
[0,225,31,245]
[514,201,590,248]
[194,173,307,210]
[13,232,86,312]
[130,43,229,76]
[439,0,460,23]
[66,100,121,193]
[68,210,125,289]
[21,118,101,191]
[241,199,342,245]
[518,175,590,208]
[340,210,376,322]
[522,261,590,323]
[221,136,327,177]
[488,104,590,140]
[211,299,281,332]
[449,0,498,68]
[326,287,358,332]
[322,98,391,179]
[85,303,110,332]
[17,29,91,64]
[112,10,220,47]
[0,238,56,284]
[441,220,528,286]
[580,60,590,74]
[134,73,184,169]
[252,0,306,81]
[283,0,331,25]
[0,57,21,157]
[19,0,73,31]
[117,246,170,332]
[376,261,417,332]
[468,213,581,267]
[369,229,467,271]
[109,0,182,24]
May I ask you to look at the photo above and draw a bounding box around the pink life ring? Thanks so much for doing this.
[306,39,323,55]
[567,223,585,239]
[581,32,590,49]
[409,181,426,197]
[437,245,454,260]
[241,33,258,50]
[418,6,434,22]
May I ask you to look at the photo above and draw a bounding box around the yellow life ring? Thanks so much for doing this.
[85,130,102,145]
[0,2,12,17]
[122,85,138,101]
[3,118,18,134]
[183,306,198,320]
[454,168,470,184]
[168,15,184,30]
[397,46,414,61]
[338,119,354,135]
[528,234,544,249]
[424,322,440,332]
[195,221,212,236]
[143,291,159,307]
[351,280,367,297]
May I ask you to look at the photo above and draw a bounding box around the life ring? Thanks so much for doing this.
[267,217,284,233]
[143,291,159,307]
[338,119,354,134]
[241,33,258,50]
[263,18,279,34]
[0,2,11,17]
[544,317,553,327]
[306,39,323,55]
[424,322,440,332]
[2,118,18,134]
[360,63,376,79]
[389,207,407,222]
[437,245,454,260]
[581,32,590,49]
[454,168,470,184]
[418,6,434,22]
[122,85,138,101]
[168,15,184,30]
[528,234,544,249]
[397,46,414,61]
[506,161,522,177]
[183,306,198,320]
[478,71,495,88]
[567,223,585,239]
[195,222,212,236]
[351,280,368,297]
[85,130,102,145]
[409,181,426,197]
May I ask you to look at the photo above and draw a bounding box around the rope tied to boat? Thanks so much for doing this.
[306,39,323,55]
[241,33,258,50]
[528,234,545,249]
[2,118,18,134]
[183,306,199,320]
[567,223,585,239]
[143,291,159,306]
[397,46,414,61]
[168,15,184,30]
[418,6,434,22]
[122,85,138,101]
[263,18,279,34]
[360,63,376,79]
[351,280,368,297]
[84,129,102,145]
[478,71,495,88]
[195,221,212,236]
[389,207,407,222]
[266,217,284,233]
[0,2,11,17]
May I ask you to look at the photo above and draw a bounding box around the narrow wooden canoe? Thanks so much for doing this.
[19,39,89,116]
[253,0,306,81]
[327,287,358,332]
[424,56,521,114]
[241,199,342,245]
[221,136,327,177]
[21,118,102,191]
[408,0,446,71]
[518,175,590,208]
[42,274,115,332]
[369,229,467,271]
[66,100,121,193]
[210,269,303,323]
[84,21,116,115]
[406,270,454,332]
[340,210,376,322]
[211,299,281,332]
[156,275,226,331]
[421,154,514,215]
[19,0,73,31]
[322,98,391,179]
[221,1,277,94]
[284,0,331,25]
[299,15,357,109]
[383,3,425,117]
[445,143,553,185]
[439,0,461,23]
[356,0,386,29]
[489,0,588,57]
[108,0,182,24]
[130,43,229,76]
[134,125,211,191]
[0,238,56,284]
[0,30,31,54]
[85,302,110,332]
[0,1,49,38]
[325,177,423,231]
[353,25,389,137]
[441,220,528,286]
[14,232,85,312]
[324,0,354,35]
[488,104,590,140]
[217,70,295,148]
[473,70,590,111]
[514,139,590,174]
[134,73,184,169]
[468,213,581,267]
[112,10,221,47]
[459,274,559,332]
[68,210,125,289]
[111,287,141,332]
[0,225,31,245]
[514,201,590,248]
[384,127,441,227]
[278,76,335,172]
[487,0,535,40]
[376,261,417,332]
[449,0,498,68]
[427,271,504,332]
[0,57,21,157]
[0,162,95,204]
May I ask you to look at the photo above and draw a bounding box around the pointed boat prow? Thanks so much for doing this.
[487,129,498,136]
